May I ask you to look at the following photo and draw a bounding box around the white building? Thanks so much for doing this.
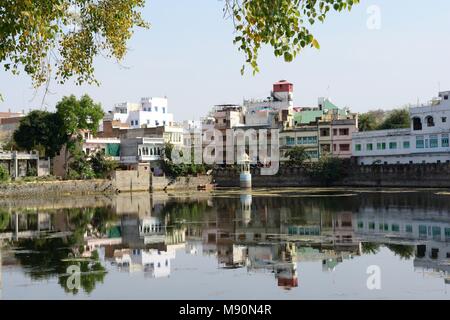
[113,248,176,278]
[244,80,294,127]
[353,91,450,165]
[112,97,174,129]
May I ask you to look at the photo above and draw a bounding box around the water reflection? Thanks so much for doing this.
[1,189,450,298]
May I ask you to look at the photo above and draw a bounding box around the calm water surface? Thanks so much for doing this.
[0,188,449,299]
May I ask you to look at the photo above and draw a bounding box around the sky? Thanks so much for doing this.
[1,0,450,121]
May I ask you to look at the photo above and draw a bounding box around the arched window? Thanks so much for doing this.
[426,116,435,127]
[412,117,422,131]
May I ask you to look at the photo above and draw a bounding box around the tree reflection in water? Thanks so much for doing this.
[10,207,111,295]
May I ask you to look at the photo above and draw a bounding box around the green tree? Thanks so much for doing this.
[228,0,359,74]
[377,108,410,130]
[0,0,358,91]
[56,95,104,137]
[13,110,67,157]
[0,209,10,230]
[284,146,310,166]
[358,110,385,132]
[385,243,415,260]
[308,156,348,185]
[361,242,380,255]
[67,140,95,180]
[0,165,9,182]
[90,151,119,178]
[0,0,148,88]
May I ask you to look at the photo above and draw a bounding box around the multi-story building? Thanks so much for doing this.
[244,80,294,128]
[119,137,165,171]
[280,97,358,161]
[111,97,174,129]
[0,111,25,148]
[352,90,450,165]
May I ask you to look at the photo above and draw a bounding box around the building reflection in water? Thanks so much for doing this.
[0,190,450,295]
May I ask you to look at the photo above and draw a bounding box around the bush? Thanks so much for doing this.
[90,152,118,178]
[307,156,348,185]
[0,165,9,183]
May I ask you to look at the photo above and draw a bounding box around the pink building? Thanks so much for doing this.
[330,118,359,158]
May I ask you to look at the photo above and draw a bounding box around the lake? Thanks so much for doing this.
[0,188,449,299]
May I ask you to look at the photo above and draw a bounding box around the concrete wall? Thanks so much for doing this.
[213,163,450,188]
[151,175,213,191]
[0,179,115,198]
[112,166,150,192]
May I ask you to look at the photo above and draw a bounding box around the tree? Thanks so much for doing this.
[67,140,95,180]
[284,146,310,166]
[90,151,119,178]
[12,95,104,163]
[13,110,68,157]
[0,0,359,91]
[0,165,9,183]
[308,156,348,185]
[385,243,415,260]
[56,94,104,136]
[358,110,385,132]
[361,242,380,255]
[227,0,359,74]
[0,0,148,88]
[377,108,410,130]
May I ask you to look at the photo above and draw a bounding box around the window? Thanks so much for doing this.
[430,135,438,148]
[355,144,362,151]
[369,222,375,230]
[358,221,364,229]
[442,134,449,147]
[403,141,410,149]
[307,150,319,158]
[389,142,397,149]
[406,225,413,233]
[412,117,422,130]
[135,120,139,126]
[445,228,450,240]
[339,128,349,136]
[162,107,166,113]
[442,117,447,123]
[340,144,350,151]
[416,136,424,149]
[426,116,435,127]
[419,225,427,237]
[366,143,373,151]
[377,142,386,150]
[391,224,400,232]
[155,106,158,112]
[432,226,441,239]
[444,95,449,100]
[320,128,330,137]
[130,120,134,125]
[333,144,337,151]
[286,137,295,145]
[333,129,337,136]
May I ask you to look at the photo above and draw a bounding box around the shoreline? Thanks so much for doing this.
[1,178,450,199]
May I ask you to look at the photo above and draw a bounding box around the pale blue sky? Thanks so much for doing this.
[1,0,450,120]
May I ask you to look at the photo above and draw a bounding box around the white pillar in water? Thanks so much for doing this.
[239,153,252,189]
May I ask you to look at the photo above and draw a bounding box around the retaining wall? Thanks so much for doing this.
[213,163,450,188]
[0,179,115,198]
